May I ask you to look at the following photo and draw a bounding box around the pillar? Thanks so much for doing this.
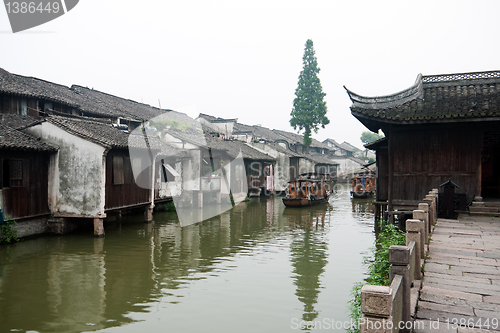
[144,206,154,222]
[412,211,426,257]
[406,219,423,280]
[424,196,435,232]
[194,191,203,208]
[389,245,411,333]
[417,203,429,245]
[93,218,105,237]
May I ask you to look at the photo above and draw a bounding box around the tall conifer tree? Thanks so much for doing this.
[290,39,329,146]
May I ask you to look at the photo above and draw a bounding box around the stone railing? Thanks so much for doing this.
[360,189,438,333]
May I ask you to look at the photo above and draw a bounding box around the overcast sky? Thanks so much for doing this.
[1,0,499,148]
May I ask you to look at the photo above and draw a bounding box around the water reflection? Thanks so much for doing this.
[0,190,375,333]
[290,227,328,322]
[351,197,375,215]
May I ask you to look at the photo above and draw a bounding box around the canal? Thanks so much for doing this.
[0,186,375,333]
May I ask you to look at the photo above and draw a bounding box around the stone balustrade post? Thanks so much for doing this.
[389,245,411,333]
[423,196,435,232]
[411,211,426,257]
[360,285,394,333]
[405,220,422,281]
[417,203,429,245]
[428,191,438,221]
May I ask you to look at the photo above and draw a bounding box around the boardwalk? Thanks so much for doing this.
[415,215,500,333]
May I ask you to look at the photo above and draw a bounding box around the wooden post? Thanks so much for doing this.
[417,203,429,245]
[388,126,394,213]
[93,217,105,237]
[389,245,411,333]
[405,220,422,281]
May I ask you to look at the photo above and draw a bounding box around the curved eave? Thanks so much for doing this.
[344,74,423,110]
[352,108,500,128]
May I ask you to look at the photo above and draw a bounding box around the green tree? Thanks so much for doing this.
[290,39,329,146]
[360,131,384,145]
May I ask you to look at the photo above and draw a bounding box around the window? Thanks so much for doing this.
[112,156,124,185]
[20,99,27,116]
[1,159,25,188]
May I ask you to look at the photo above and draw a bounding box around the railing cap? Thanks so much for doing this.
[418,203,429,211]
[413,209,426,219]
[389,245,410,265]
[361,285,393,317]
[406,219,423,232]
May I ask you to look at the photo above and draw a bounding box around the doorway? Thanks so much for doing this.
[482,131,500,198]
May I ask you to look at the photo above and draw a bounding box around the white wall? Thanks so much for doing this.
[249,143,289,192]
[26,123,106,216]
[331,157,365,181]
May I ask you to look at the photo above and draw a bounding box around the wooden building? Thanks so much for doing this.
[0,121,57,220]
[345,71,500,211]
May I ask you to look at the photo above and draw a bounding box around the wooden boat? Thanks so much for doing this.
[350,168,376,198]
[282,173,332,207]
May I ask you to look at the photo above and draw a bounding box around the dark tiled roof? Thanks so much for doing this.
[0,68,169,121]
[233,122,255,134]
[0,123,57,151]
[345,71,500,129]
[47,116,130,149]
[253,125,287,142]
[0,114,41,130]
[165,128,207,147]
[47,116,184,157]
[198,113,237,123]
[71,85,166,121]
[307,153,340,165]
[0,68,80,108]
[339,142,358,152]
[272,129,329,149]
[205,137,275,161]
[264,142,301,157]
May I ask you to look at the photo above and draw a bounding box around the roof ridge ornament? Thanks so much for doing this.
[422,70,500,83]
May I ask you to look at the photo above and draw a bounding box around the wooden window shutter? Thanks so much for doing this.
[123,156,132,184]
[113,156,124,185]
[10,160,23,187]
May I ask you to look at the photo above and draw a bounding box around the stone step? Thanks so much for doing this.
[469,206,500,214]
[485,201,500,208]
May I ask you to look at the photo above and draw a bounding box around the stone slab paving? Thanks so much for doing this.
[414,215,500,333]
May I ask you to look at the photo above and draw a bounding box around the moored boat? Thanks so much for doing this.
[350,166,376,198]
[282,173,332,207]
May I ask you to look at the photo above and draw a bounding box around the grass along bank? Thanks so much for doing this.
[346,223,406,333]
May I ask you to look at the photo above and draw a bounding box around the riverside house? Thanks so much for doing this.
[0,118,57,237]
[0,67,185,237]
[346,70,500,213]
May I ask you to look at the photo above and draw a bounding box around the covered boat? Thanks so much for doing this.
[350,164,376,198]
[282,173,332,207]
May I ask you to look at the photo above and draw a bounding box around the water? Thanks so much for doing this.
[0,187,375,333]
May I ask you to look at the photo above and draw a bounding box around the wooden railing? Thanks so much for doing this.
[360,189,438,333]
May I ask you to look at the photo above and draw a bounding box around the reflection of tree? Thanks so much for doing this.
[290,229,328,322]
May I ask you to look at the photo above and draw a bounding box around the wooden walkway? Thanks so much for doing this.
[415,215,500,333]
